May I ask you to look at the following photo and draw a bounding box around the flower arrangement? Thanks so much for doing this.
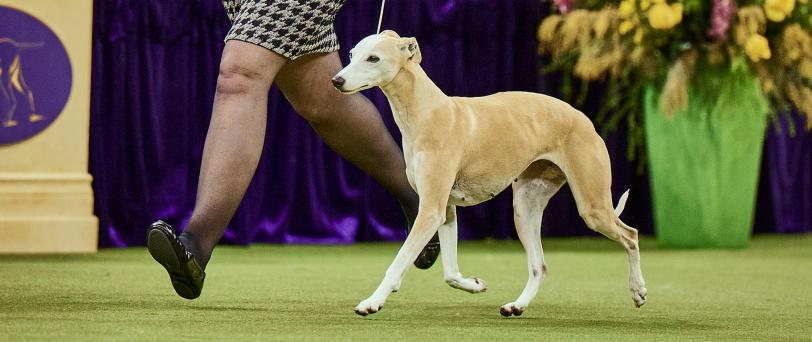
[538,0,812,160]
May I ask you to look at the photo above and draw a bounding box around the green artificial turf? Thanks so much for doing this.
[1,235,811,341]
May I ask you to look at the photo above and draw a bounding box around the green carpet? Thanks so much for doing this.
[1,235,811,341]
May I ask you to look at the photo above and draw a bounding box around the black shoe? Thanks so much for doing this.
[413,233,440,269]
[147,220,205,299]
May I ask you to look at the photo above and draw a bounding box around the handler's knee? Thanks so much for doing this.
[216,62,271,96]
[215,42,281,96]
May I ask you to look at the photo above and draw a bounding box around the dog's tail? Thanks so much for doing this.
[613,189,630,217]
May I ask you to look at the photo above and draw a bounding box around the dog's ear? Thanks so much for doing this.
[379,30,400,38]
[398,37,422,64]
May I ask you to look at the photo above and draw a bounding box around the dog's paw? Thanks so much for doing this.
[631,286,647,308]
[354,298,384,316]
[446,276,487,294]
[499,302,526,317]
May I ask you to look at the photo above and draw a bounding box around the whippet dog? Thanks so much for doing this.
[331,31,647,317]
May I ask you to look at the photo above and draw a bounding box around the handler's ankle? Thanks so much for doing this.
[179,231,211,270]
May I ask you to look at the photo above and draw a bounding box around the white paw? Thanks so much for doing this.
[499,302,527,317]
[631,286,647,308]
[354,297,385,316]
[446,276,487,294]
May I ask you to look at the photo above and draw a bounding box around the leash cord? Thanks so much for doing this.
[376,0,386,33]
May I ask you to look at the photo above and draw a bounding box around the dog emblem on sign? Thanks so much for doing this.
[0,6,72,145]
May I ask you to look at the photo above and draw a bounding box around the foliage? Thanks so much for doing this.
[539,0,812,161]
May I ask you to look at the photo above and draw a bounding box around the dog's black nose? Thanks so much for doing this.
[331,76,345,88]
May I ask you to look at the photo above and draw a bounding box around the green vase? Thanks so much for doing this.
[643,61,768,248]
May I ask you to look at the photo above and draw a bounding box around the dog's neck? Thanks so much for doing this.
[380,63,450,139]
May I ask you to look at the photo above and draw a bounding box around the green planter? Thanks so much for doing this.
[644,62,768,248]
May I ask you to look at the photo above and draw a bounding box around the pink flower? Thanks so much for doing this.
[554,0,575,14]
[707,0,738,41]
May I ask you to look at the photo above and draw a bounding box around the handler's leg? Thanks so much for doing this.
[181,41,287,267]
[275,52,440,269]
[147,41,287,300]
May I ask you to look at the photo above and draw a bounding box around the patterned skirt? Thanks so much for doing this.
[222,0,347,59]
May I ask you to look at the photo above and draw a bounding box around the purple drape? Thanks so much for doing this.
[90,0,809,248]
[755,112,812,233]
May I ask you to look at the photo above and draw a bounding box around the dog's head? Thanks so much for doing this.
[331,30,422,94]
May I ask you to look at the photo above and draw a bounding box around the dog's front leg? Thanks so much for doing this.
[354,156,456,316]
[439,205,487,293]
[353,203,448,316]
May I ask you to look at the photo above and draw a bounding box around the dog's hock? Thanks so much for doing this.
[399,37,422,64]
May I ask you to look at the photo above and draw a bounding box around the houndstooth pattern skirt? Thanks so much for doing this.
[222,0,347,59]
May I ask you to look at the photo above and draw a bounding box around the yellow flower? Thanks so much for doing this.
[619,20,637,34]
[640,0,652,10]
[745,34,772,62]
[764,0,796,22]
[634,29,645,44]
[799,59,812,79]
[619,0,636,17]
[788,46,803,61]
[631,46,645,64]
[648,2,683,30]
[762,78,776,94]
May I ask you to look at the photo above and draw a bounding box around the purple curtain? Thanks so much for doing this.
[90,0,809,248]
[755,112,812,234]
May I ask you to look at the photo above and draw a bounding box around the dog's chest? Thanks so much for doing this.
[448,177,511,206]
[403,145,516,207]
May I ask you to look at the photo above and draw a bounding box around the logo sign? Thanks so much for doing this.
[0,6,72,145]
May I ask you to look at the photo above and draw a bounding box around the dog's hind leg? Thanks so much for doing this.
[500,160,565,317]
[438,205,487,293]
[613,215,646,304]
[559,131,647,308]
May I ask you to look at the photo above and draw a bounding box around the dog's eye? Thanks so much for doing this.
[366,55,380,63]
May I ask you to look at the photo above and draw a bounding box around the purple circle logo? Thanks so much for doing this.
[0,6,72,145]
